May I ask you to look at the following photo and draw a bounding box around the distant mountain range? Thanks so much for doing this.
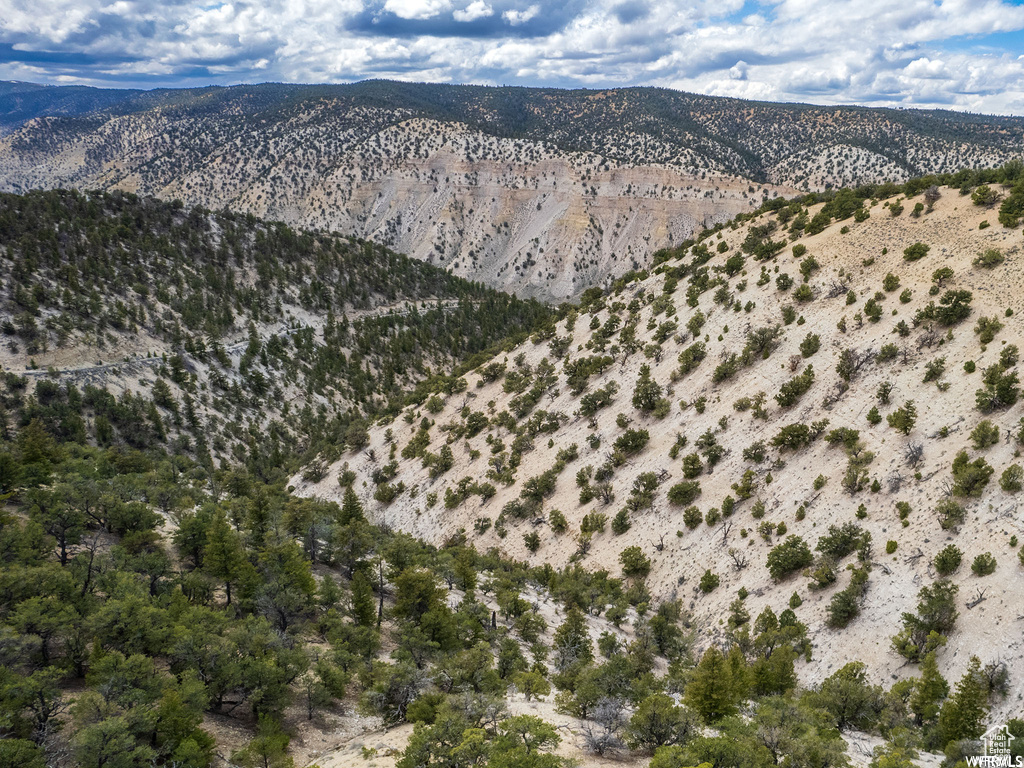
[2,80,1022,299]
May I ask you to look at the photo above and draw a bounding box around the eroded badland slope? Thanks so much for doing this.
[297,182,1024,722]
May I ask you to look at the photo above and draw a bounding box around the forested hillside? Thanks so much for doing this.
[0,189,577,768]
[3,167,1024,768]
[2,81,1022,299]
[298,163,1024,767]
[0,189,551,478]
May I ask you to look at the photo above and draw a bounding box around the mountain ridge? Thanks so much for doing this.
[2,80,1021,300]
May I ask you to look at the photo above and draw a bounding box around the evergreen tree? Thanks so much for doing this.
[204,511,251,605]
[552,608,594,690]
[340,486,365,525]
[685,646,738,723]
[350,570,377,628]
[909,651,948,727]
[937,656,988,745]
[632,364,664,412]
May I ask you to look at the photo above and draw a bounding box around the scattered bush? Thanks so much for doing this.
[936,498,967,530]
[973,248,1005,269]
[620,546,652,579]
[903,242,930,261]
[971,552,997,576]
[886,401,917,435]
[799,333,821,358]
[1000,464,1024,492]
[667,481,702,506]
[934,545,963,576]
[969,420,1000,450]
[891,580,959,662]
[699,570,720,593]
[766,535,814,580]
[975,315,1004,344]
[951,450,994,497]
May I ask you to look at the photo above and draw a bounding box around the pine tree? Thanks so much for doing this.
[203,512,248,605]
[685,646,737,723]
[552,608,593,690]
[350,570,376,628]
[937,656,989,745]
[909,651,948,727]
[632,364,663,412]
[340,486,365,525]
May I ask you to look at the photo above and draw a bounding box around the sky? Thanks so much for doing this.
[2,0,1024,114]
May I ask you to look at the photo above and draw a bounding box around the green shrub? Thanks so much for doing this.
[971,185,999,206]
[884,399,917,436]
[549,509,568,533]
[936,498,967,530]
[975,315,1004,344]
[923,357,946,383]
[683,506,702,529]
[667,481,702,506]
[799,255,820,282]
[699,570,720,593]
[800,333,821,358]
[951,450,994,497]
[974,248,1005,268]
[886,540,897,554]
[825,569,868,629]
[903,242,930,261]
[632,364,666,413]
[766,535,813,580]
[721,495,736,518]
[681,453,703,479]
[971,552,997,576]
[775,365,815,408]
[612,508,631,535]
[934,544,963,575]
[771,423,812,451]
[891,580,959,661]
[580,511,608,534]
[970,420,1000,450]
[816,522,868,560]
[1000,464,1024,492]
[620,546,652,578]
[793,284,814,303]
[614,428,650,457]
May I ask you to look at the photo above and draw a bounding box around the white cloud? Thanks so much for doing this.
[383,0,453,20]
[453,1,492,22]
[502,4,539,26]
[1,0,1024,115]
[904,57,948,79]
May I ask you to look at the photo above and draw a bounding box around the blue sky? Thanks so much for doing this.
[2,0,1024,114]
